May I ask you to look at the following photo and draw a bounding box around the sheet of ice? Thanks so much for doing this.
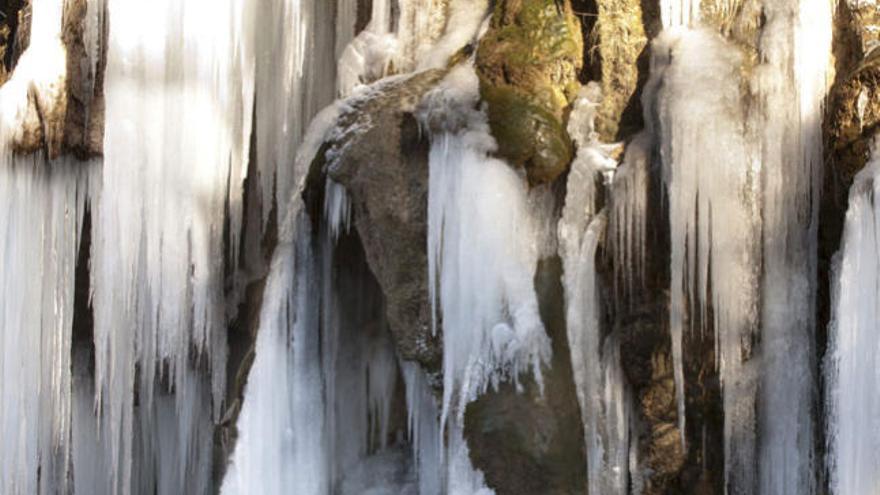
[402,363,444,495]
[0,5,96,492]
[652,28,762,493]
[825,142,880,495]
[755,0,831,493]
[0,155,92,495]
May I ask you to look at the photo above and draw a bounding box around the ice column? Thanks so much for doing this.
[653,29,762,492]
[756,0,831,493]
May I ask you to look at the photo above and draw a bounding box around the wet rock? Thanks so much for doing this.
[817,0,880,425]
[317,70,448,373]
[591,0,655,141]
[476,0,583,185]
[1,0,106,159]
[465,257,587,495]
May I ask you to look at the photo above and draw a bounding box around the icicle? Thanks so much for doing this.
[608,133,651,301]
[652,28,761,492]
[92,0,256,490]
[0,156,92,495]
[221,210,327,495]
[252,0,337,227]
[559,83,607,261]
[324,178,353,241]
[661,0,701,29]
[756,0,831,493]
[0,3,93,492]
[402,363,444,495]
[561,211,606,492]
[825,139,880,495]
[424,66,552,425]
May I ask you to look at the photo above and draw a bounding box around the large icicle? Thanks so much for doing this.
[252,0,339,224]
[425,66,552,424]
[825,140,880,495]
[0,1,91,492]
[92,0,255,491]
[420,64,551,494]
[654,29,762,493]
[0,156,91,495]
[559,207,638,495]
[402,363,444,495]
[661,0,701,28]
[755,0,831,493]
[559,81,639,494]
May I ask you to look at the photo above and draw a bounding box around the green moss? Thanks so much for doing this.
[476,0,583,185]
[482,84,573,185]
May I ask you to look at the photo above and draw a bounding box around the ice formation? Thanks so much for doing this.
[250,0,337,230]
[652,28,762,492]
[425,66,552,425]
[0,1,95,492]
[402,363,444,495]
[0,156,92,494]
[223,185,402,494]
[661,0,701,28]
[90,0,258,489]
[653,3,832,492]
[0,0,855,493]
[825,139,880,495]
[756,1,831,493]
[225,5,497,494]
[559,81,641,494]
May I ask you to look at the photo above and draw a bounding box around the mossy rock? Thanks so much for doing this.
[476,0,583,185]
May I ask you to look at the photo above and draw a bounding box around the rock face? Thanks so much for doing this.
[591,0,656,141]
[465,257,587,495]
[818,0,880,393]
[0,0,106,158]
[476,0,583,185]
[316,70,448,373]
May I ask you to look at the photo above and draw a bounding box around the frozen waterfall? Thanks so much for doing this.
[826,139,880,495]
[0,0,872,494]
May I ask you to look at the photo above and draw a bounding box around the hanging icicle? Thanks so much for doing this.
[756,0,831,493]
[91,0,255,490]
[652,28,762,493]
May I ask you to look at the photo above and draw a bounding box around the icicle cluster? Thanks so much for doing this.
[0,1,96,492]
[226,3,495,494]
[756,1,831,493]
[651,28,762,492]
[653,1,832,492]
[0,156,92,494]
[424,66,552,426]
[661,0,701,29]
[89,0,258,490]
[559,81,642,494]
